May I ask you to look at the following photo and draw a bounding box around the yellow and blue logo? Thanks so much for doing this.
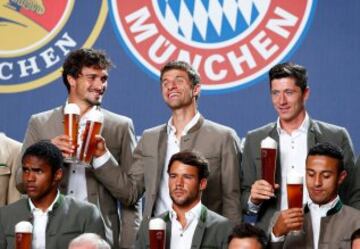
[0,0,108,93]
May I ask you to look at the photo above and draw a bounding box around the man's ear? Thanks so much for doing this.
[54,168,63,182]
[338,170,347,185]
[199,178,207,191]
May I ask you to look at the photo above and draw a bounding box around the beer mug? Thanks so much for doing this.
[149,218,166,249]
[63,103,80,163]
[15,221,32,249]
[260,137,277,187]
[287,174,303,209]
[79,109,104,166]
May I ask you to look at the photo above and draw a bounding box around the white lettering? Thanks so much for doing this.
[204,55,227,81]
[227,45,256,75]
[18,57,40,77]
[266,7,298,38]
[177,50,202,72]
[126,7,158,43]
[148,35,176,64]
[0,62,13,80]
[251,31,279,59]
[54,32,77,55]
[40,47,60,68]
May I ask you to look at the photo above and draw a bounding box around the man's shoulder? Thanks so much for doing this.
[201,118,237,135]
[61,196,98,211]
[0,198,27,214]
[29,106,63,122]
[310,119,347,133]
[340,204,360,217]
[142,123,167,136]
[102,108,133,126]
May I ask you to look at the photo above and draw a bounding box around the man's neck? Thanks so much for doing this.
[171,107,197,139]
[279,111,306,134]
[172,200,200,228]
[31,191,58,212]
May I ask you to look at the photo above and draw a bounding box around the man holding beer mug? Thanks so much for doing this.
[135,151,233,249]
[240,62,357,230]
[0,141,104,249]
[19,48,141,249]
[269,143,360,249]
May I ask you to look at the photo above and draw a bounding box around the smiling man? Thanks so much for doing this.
[18,48,141,249]
[135,151,233,249]
[269,143,360,249]
[240,62,357,230]
[116,60,242,221]
[0,141,104,249]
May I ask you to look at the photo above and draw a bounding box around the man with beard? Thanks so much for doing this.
[135,151,233,249]
[18,48,141,249]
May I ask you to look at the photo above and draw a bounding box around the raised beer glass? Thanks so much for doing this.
[15,221,32,249]
[63,103,80,163]
[79,109,103,166]
[149,218,166,249]
[260,137,277,187]
[287,174,303,209]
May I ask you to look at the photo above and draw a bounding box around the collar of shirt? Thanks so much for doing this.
[167,112,200,136]
[308,195,340,215]
[276,112,310,135]
[29,191,60,214]
[169,201,202,230]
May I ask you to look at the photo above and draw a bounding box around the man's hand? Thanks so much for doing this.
[92,135,108,158]
[250,179,279,205]
[273,208,304,237]
[51,134,74,158]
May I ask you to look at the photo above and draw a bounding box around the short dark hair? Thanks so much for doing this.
[351,228,360,247]
[228,223,268,249]
[22,140,64,174]
[269,62,308,92]
[167,151,210,180]
[307,142,345,173]
[160,60,201,87]
[62,48,113,92]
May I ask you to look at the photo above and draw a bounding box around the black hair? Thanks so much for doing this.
[307,142,345,173]
[269,62,308,92]
[228,223,268,249]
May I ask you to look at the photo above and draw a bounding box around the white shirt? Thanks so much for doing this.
[248,113,310,213]
[29,191,60,249]
[154,112,200,216]
[308,196,340,249]
[67,105,110,202]
[278,113,310,210]
[169,201,202,249]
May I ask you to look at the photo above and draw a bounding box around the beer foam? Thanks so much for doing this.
[287,174,303,184]
[87,108,104,123]
[149,218,166,230]
[261,137,277,149]
[15,221,33,233]
[64,103,80,115]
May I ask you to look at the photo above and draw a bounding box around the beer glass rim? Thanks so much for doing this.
[261,137,277,149]
[149,218,166,230]
[287,174,303,184]
[15,221,33,233]
[64,103,80,115]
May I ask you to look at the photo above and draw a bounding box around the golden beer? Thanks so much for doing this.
[149,218,166,249]
[287,175,303,209]
[63,103,80,162]
[79,109,103,165]
[15,221,32,249]
[261,137,277,187]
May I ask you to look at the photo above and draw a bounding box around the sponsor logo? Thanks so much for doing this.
[0,0,108,93]
[109,0,317,92]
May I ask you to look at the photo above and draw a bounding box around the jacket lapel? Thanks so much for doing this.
[190,205,207,249]
[307,119,318,151]
[155,126,168,193]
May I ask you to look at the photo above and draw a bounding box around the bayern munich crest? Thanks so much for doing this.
[0,0,108,93]
[109,0,317,92]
